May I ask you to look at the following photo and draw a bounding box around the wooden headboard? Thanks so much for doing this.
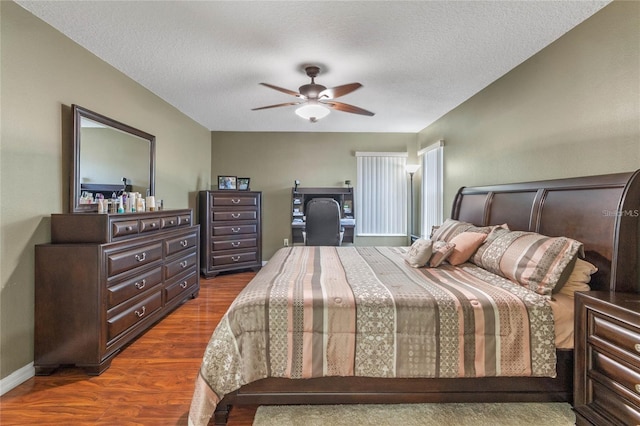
[451,170,640,294]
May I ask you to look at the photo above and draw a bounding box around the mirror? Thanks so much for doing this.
[71,104,155,212]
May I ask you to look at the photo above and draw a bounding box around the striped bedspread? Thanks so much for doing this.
[189,246,557,426]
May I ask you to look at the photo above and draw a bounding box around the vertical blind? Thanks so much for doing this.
[419,140,444,238]
[356,152,408,236]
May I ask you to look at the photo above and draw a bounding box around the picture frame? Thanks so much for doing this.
[218,175,237,190]
[237,177,250,191]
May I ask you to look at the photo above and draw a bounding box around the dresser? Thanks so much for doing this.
[574,291,640,426]
[34,209,199,375]
[198,190,262,277]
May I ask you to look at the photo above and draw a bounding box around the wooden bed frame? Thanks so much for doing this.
[212,170,640,425]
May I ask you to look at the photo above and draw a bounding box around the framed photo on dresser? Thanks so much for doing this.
[237,178,250,191]
[218,176,236,190]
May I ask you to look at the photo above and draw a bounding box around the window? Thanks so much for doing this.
[355,152,408,236]
[419,140,444,238]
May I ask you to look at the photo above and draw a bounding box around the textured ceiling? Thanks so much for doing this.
[16,1,610,133]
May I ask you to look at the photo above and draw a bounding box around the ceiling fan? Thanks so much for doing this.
[251,66,375,122]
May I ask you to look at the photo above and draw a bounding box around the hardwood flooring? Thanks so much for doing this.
[0,272,259,426]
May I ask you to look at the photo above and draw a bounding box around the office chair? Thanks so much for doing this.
[303,198,344,246]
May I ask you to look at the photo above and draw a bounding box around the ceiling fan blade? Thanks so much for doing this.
[259,83,302,98]
[319,83,362,99]
[251,102,302,111]
[324,101,375,116]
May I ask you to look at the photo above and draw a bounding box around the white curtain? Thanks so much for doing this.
[419,140,444,238]
[356,152,408,236]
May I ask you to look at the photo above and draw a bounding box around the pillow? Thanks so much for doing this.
[431,219,473,242]
[558,258,597,298]
[447,232,488,266]
[405,238,433,268]
[471,229,584,297]
[428,241,456,267]
[431,218,504,243]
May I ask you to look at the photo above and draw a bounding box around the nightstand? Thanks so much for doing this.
[574,291,640,426]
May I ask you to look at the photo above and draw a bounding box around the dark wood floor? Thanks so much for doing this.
[0,272,258,425]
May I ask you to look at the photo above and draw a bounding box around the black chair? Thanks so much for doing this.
[303,198,344,246]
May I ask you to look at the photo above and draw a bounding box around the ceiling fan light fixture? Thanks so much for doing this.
[295,104,330,123]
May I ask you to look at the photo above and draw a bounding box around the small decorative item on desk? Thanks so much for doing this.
[237,177,250,191]
[218,176,237,190]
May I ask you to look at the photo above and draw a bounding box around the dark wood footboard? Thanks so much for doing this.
[213,349,573,425]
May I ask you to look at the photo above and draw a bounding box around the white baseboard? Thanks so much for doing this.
[0,362,34,396]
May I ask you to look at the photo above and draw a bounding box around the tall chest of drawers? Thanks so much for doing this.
[34,209,199,375]
[574,291,640,426]
[198,190,262,277]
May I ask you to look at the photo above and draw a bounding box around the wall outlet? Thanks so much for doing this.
[284,238,289,247]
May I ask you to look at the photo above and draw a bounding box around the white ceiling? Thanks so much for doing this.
[16,1,610,133]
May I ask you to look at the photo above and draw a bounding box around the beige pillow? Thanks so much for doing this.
[405,238,433,268]
[429,241,456,267]
[471,229,584,297]
[559,258,597,298]
[448,232,488,266]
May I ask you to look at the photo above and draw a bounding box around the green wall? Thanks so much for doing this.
[0,2,211,382]
[210,132,419,259]
[418,0,640,218]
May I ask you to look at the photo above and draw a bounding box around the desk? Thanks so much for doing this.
[291,187,355,244]
[292,221,355,244]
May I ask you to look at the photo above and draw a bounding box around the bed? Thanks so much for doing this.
[189,170,640,426]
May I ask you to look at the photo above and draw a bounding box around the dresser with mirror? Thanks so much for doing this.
[34,105,200,375]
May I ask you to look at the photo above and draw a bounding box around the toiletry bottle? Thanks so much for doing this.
[117,195,124,213]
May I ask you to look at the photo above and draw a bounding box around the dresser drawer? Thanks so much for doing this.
[590,380,640,426]
[165,272,198,304]
[590,312,640,361]
[212,251,257,267]
[212,194,259,207]
[212,237,257,252]
[112,220,139,238]
[161,216,179,229]
[164,250,197,279]
[165,232,198,257]
[107,289,162,343]
[107,267,162,308]
[212,210,257,221]
[213,224,257,236]
[591,350,640,400]
[139,217,162,233]
[106,242,163,277]
[178,213,192,226]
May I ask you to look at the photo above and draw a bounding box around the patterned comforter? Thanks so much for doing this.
[188,246,557,425]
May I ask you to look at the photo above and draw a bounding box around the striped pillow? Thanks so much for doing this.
[431,219,499,243]
[472,229,584,297]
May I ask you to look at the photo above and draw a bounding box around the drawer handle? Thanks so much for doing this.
[135,279,146,290]
[231,241,241,248]
[179,260,188,268]
[180,281,188,289]
[183,218,190,223]
[135,252,146,262]
[231,255,241,262]
[126,226,133,231]
[231,213,241,219]
[135,306,146,318]
[150,222,157,228]
[231,199,240,204]
[636,384,640,394]
[169,220,175,225]
[635,343,640,353]
[180,239,188,247]
[231,227,241,233]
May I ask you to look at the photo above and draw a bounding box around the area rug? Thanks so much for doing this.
[253,402,575,426]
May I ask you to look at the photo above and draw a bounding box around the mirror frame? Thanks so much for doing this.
[71,104,156,213]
